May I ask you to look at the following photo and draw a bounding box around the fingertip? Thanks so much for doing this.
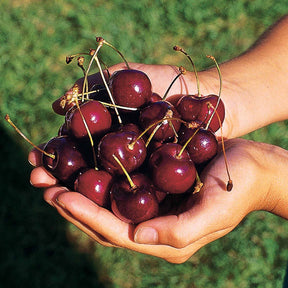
[28,143,46,167]
[30,166,58,187]
[134,227,159,244]
[43,185,70,206]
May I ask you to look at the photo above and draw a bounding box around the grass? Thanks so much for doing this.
[1,1,288,287]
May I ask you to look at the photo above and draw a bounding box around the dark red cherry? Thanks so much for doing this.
[52,93,77,116]
[148,92,162,104]
[118,123,142,135]
[110,173,159,224]
[198,94,225,132]
[109,69,152,108]
[176,94,225,132]
[139,101,181,142]
[178,126,218,165]
[58,122,69,136]
[176,94,202,122]
[65,100,112,139]
[149,143,196,194]
[42,135,89,188]
[89,84,110,102]
[74,168,113,207]
[98,130,146,175]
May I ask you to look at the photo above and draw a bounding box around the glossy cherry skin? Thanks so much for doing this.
[117,123,142,136]
[147,92,162,104]
[89,84,110,102]
[139,101,181,142]
[149,143,196,194]
[176,94,225,132]
[176,94,202,122]
[98,130,147,175]
[52,94,76,116]
[65,100,112,139]
[42,135,89,188]
[178,126,218,165]
[110,173,159,224]
[198,94,225,132]
[74,168,113,207]
[109,69,152,108]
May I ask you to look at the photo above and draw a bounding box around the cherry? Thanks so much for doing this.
[109,69,152,108]
[139,101,181,142]
[42,135,89,188]
[175,94,202,122]
[176,94,225,132]
[178,126,218,165]
[110,173,159,224]
[89,83,110,102]
[148,92,162,104]
[74,168,113,207]
[117,122,143,136]
[198,94,225,132]
[65,100,112,139]
[149,143,196,194]
[98,130,147,175]
[58,122,69,136]
[52,84,80,116]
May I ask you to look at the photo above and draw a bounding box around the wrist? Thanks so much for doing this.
[262,145,288,219]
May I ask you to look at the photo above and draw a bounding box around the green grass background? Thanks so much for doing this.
[1,1,288,287]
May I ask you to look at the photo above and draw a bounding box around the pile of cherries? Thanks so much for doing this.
[6,39,232,224]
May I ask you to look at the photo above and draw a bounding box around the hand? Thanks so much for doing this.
[29,138,287,263]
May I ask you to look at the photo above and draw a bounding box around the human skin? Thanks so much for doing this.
[29,15,288,263]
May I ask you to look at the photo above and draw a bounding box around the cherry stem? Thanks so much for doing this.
[77,56,86,77]
[66,53,90,64]
[205,55,222,130]
[92,50,123,125]
[81,43,103,103]
[74,99,98,171]
[112,154,136,190]
[145,123,162,147]
[173,45,200,96]
[4,114,55,159]
[177,126,201,158]
[162,66,186,101]
[96,37,130,69]
[193,170,203,194]
[128,116,187,149]
[211,104,233,191]
[98,101,138,111]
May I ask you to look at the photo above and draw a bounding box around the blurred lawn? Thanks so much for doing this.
[1,1,288,287]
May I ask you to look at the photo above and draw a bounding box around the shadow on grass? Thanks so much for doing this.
[0,125,109,288]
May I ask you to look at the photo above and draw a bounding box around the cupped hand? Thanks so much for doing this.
[29,138,279,263]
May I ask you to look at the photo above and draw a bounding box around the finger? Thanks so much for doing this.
[28,144,46,167]
[43,185,69,206]
[43,186,116,248]
[133,147,253,248]
[133,194,237,248]
[30,166,58,187]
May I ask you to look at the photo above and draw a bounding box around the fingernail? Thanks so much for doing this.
[55,197,66,209]
[134,227,158,244]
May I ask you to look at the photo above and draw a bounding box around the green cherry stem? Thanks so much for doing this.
[205,55,222,130]
[112,154,136,190]
[173,45,200,96]
[162,66,186,101]
[4,114,55,159]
